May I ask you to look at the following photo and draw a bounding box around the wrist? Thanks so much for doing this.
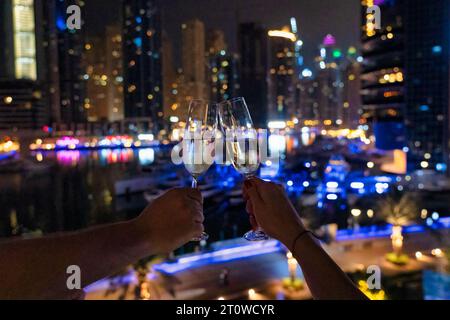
[282,221,306,251]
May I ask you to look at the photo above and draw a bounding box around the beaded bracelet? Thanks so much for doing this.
[291,230,317,252]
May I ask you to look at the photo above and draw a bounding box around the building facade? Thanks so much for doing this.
[266,27,297,124]
[238,23,268,128]
[361,0,450,174]
[123,0,163,133]
[0,0,48,131]
[403,0,450,174]
[361,0,405,149]
[181,19,207,101]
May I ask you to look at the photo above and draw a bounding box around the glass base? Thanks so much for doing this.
[244,230,269,241]
[192,232,209,242]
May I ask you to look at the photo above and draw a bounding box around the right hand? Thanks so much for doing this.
[134,188,204,253]
[243,178,305,249]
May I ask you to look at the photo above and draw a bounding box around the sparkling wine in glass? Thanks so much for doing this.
[219,97,269,241]
[183,99,217,241]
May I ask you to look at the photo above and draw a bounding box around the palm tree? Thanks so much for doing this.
[377,191,420,260]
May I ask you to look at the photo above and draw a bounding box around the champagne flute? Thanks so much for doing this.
[183,99,217,241]
[219,97,269,241]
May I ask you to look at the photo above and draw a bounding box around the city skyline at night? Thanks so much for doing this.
[0,0,449,302]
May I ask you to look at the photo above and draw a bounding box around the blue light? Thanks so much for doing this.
[287,180,294,187]
[302,68,313,78]
[436,163,447,172]
[136,17,142,24]
[56,17,67,31]
[326,194,338,200]
[420,105,430,112]
[302,181,310,187]
[133,37,142,47]
[432,212,440,220]
[326,181,339,189]
[153,240,282,274]
[432,45,442,54]
[350,182,364,189]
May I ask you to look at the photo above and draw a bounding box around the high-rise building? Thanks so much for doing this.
[207,29,226,56]
[361,0,449,175]
[314,34,345,127]
[41,0,60,125]
[238,23,268,128]
[342,61,362,129]
[123,0,163,133]
[0,0,48,131]
[205,29,239,103]
[360,0,405,150]
[105,26,124,122]
[181,19,207,101]
[53,0,87,125]
[162,31,178,121]
[403,0,450,174]
[297,76,320,125]
[85,37,107,122]
[266,26,297,124]
[84,27,124,123]
[208,51,240,103]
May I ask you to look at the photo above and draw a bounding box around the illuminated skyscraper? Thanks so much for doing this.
[123,0,163,133]
[181,19,207,101]
[267,27,296,124]
[361,0,449,174]
[84,26,124,123]
[85,36,107,122]
[205,29,239,103]
[238,23,268,128]
[297,76,320,125]
[208,51,239,103]
[342,60,362,129]
[403,0,450,174]
[162,31,177,121]
[360,0,405,149]
[105,26,124,122]
[314,34,345,127]
[207,29,226,56]
[0,0,47,131]
[52,0,87,125]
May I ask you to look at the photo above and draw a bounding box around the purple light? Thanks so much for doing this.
[56,136,80,147]
[56,150,80,166]
[323,34,336,46]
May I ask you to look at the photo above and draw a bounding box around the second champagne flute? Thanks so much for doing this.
[219,97,269,241]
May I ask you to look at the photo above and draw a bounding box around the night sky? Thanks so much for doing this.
[85,0,360,68]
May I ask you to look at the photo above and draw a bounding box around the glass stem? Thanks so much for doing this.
[192,176,198,188]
